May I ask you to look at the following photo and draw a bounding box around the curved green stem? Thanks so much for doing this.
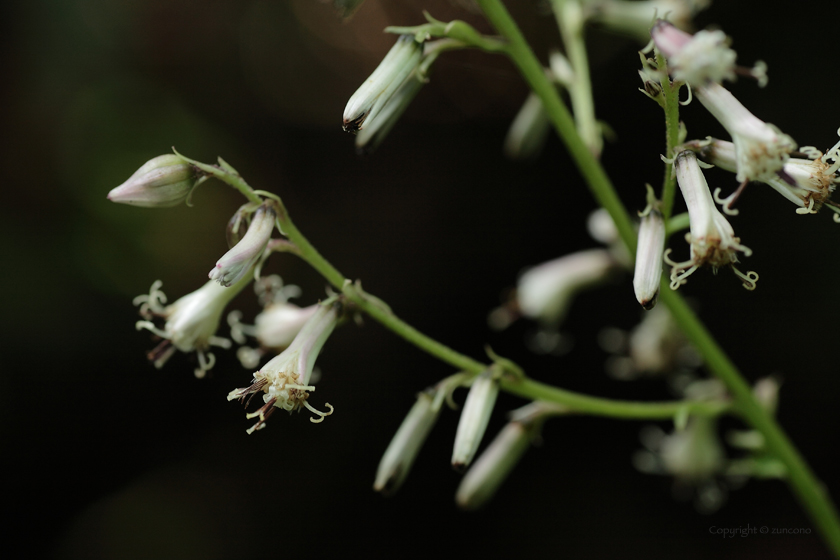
[475,0,637,255]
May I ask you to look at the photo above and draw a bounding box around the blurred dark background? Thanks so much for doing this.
[2,1,837,558]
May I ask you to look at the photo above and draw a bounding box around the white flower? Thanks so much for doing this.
[108,154,198,208]
[694,83,796,183]
[227,301,342,433]
[516,249,617,325]
[134,277,250,377]
[343,35,423,133]
[651,21,737,86]
[666,151,758,290]
[208,202,276,287]
[694,136,840,218]
[633,195,666,309]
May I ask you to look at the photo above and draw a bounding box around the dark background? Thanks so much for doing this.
[2,1,837,558]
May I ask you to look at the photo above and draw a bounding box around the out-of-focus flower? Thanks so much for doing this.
[666,151,757,290]
[343,35,423,133]
[515,249,619,326]
[134,276,250,378]
[455,416,539,510]
[452,371,500,471]
[504,92,551,161]
[590,0,710,42]
[227,300,342,433]
[107,154,198,208]
[374,388,443,496]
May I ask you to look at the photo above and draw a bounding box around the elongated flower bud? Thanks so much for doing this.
[504,92,551,160]
[343,35,423,133]
[108,154,197,207]
[651,20,736,86]
[452,371,499,471]
[374,389,442,496]
[455,419,536,510]
[633,207,665,309]
[355,68,425,154]
[209,203,276,287]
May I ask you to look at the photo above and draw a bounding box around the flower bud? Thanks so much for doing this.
[355,68,425,154]
[209,203,276,287]
[503,92,551,161]
[107,154,196,207]
[633,206,665,309]
[455,420,535,510]
[452,370,499,471]
[374,389,442,496]
[343,35,423,133]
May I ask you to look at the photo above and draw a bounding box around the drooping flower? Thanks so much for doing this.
[134,276,251,377]
[208,202,276,288]
[666,151,757,290]
[694,83,796,183]
[107,154,198,208]
[227,300,343,433]
[693,135,840,218]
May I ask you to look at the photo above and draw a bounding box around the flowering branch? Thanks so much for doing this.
[476,0,840,554]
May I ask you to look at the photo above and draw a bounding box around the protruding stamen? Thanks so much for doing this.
[732,267,759,291]
[305,401,334,423]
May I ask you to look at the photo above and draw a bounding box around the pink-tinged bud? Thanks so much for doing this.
[209,203,276,287]
[107,154,197,207]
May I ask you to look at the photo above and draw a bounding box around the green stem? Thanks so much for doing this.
[476,0,637,255]
[658,53,681,219]
[477,1,840,554]
[502,377,728,419]
[550,0,600,157]
[660,287,840,553]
